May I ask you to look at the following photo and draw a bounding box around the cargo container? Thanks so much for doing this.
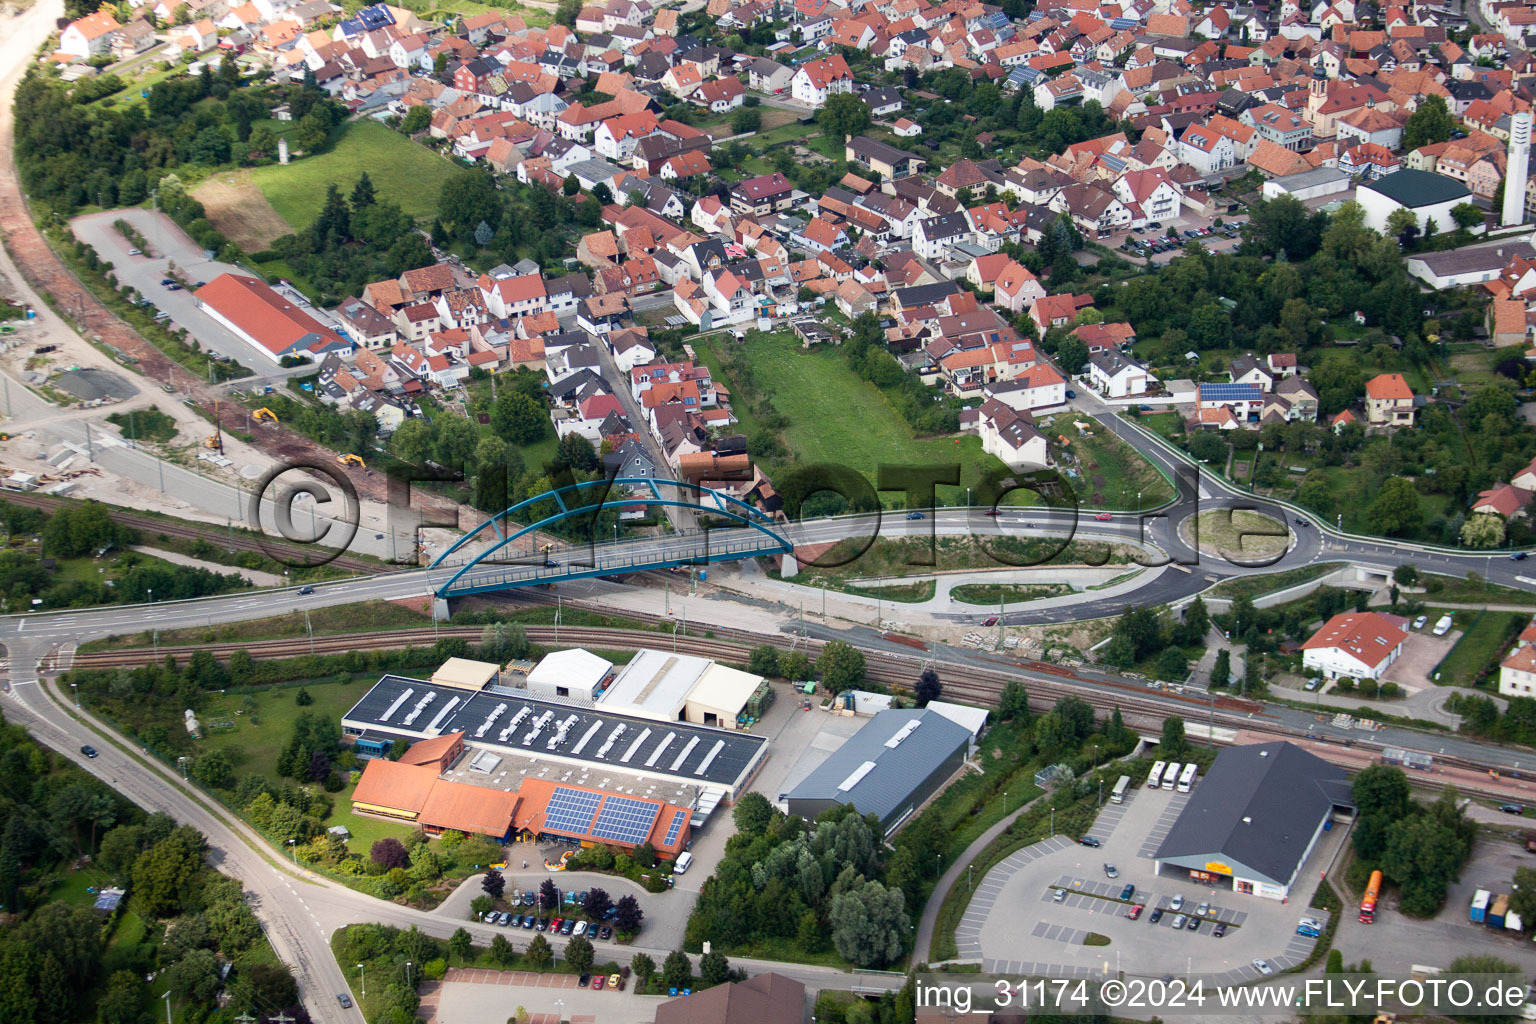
[1472,889,1491,924]
[1359,869,1383,923]
[1508,910,1524,932]
[1488,893,1510,930]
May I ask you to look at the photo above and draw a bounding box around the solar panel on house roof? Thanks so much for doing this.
[1200,383,1263,401]
[663,809,688,846]
[544,786,602,834]
[590,795,662,844]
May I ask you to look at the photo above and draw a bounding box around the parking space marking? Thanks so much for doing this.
[1136,792,1191,858]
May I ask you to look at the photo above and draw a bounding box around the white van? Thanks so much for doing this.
[1432,615,1453,637]
[673,851,693,874]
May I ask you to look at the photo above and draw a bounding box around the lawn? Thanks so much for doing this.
[1206,562,1346,601]
[1436,610,1525,687]
[950,582,1072,605]
[322,778,418,856]
[842,579,936,602]
[704,332,1005,500]
[196,679,371,785]
[1186,508,1289,560]
[82,599,430,650]
[1042,413,1174,510]
[249,120,460,230]
[1421,573,1536,607]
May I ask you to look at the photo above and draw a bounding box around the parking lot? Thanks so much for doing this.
[68,208,269,368]
[955,773,1340,984]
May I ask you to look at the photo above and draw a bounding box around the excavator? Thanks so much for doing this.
[252,408,278,424]
[337,453,364,467]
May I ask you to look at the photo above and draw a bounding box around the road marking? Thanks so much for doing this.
[16,620,23,632]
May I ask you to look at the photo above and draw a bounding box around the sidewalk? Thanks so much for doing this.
[913,792,1044,963]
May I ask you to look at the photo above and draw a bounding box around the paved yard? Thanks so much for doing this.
[427,970,663,1024]
[1380,632,1457,692]
[956,775,1343,985]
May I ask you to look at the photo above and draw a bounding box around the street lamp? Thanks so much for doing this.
[70,682,79,708]
[356,964,365,998]
[405,962,412,987]
[287,838,297,865]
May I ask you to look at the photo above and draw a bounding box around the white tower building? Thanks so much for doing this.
[1504,111,1532,228]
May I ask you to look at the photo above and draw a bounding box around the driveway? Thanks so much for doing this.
[1381,632,1456,691]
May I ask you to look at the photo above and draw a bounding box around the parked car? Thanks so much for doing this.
[1213,922,1227,937]
[535,917,547,931]
[578,974,591,988]
[609,974,624,991]
[1119,884,1135,901]
[128,248,141,256]
[1253,959,1273,975]
[337,995,352,1009]
[561,918,576,935]
[1079,836,1101,848]
[1052,889,1067,902]
[550,917,563,932]
[1127,904,1144,920]
[1413,615,1428,630]
[1170,914,1187,929]
[1186,915,1200,930]
[159,278,173,285]
[573,921,588,937]
[1170,894,1185,911]
[1149,907,1164,923]
[498,912,513,926]
[593,976,605,990]
[1196,901,1210,917]
[1104,863,1118,878]
[1500,804,1525,814]
[522,916,534,929]
[600,926,612,940]
[1065,390,1075,399]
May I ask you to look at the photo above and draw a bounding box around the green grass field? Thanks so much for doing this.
[196,679,369,785]
[322,778,417,855]
[1436,611,1525,687]
[950,582,1072,605]
[249,120,460,229]
[1043,413,1174,510]
[707,333,1006,497]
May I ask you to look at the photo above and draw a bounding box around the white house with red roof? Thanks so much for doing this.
[477,273,548,319]
[195,274,350,366]
[61,11,124,56]
[1364,372,1414,428]
[1113,169,1182,227]
[1301,611,1409,681]
[790,54,853,107]
[1499,617,1536,696]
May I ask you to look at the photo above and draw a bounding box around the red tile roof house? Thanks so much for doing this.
[1301,611,1409,681]
[1471,482,1533,519]
[195,274,350,366]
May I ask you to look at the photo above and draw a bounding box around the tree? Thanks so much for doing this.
[539,878,561,912]
[630,952,655,985]
[1157,647,1188,680]
[829,880,910,968]
[1054,336,1087,375]
[1211,648,1231,688]
[525,933,553,969]
[817,93,871,139]
[371,838,410,870]
[1402,94,1454,150]
[1393,564,1419,587]
[167,948,220,1002]
[555,432,598,471]
[1462,514,1506,548]
[489,933,515,966]
[400,105,431,134]
[581,887,613,922]
[1188,430,1227,464]
[470,895,494,919]
[438,169,501,236]
[193,749,232,788]
[999,681,1030,722]
[294,687,313,706]
[555,0,580,24]
[449,927,472,962]
[614,894,644,934]
[1352,764,1411,819]
[662,949,693,989]
[748,644,779,676]
[564,935,594,974]
[733,792,776,835]
[914,668,942,707]
[699,950,731,985]
[1366,477,1424,536]
[481,869,505,900]
[98,971,145,1024]
[731,108,762,134]
[492,392,549,445]
[817,641,866,691]
[1444,954,1524,1023]
[1160,715,1187,755]
[1451,203,1484,232]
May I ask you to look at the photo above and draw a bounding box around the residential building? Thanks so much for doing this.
[1301,611,1409,680]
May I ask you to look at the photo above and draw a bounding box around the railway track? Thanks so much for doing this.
[1,490,380,574]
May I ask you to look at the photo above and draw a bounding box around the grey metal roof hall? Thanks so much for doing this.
[342,675,768,795]
[1154,741,1353,888]
[783,709,971,830]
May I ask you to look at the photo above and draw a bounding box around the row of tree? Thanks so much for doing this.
[1351,764,1475,916]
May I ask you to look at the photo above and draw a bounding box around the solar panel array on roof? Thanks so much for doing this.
[591,795,662,844]
[1200,383,1264,401]
[545,786,602,834]
[663,808,688,846]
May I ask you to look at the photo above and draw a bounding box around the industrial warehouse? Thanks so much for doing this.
[1153,742,1355,900]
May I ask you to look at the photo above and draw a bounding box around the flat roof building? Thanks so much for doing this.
[194,273,351,366]
[1153,742,1353,900]
[342,672,767,797]
[598,649,766,730]
[431,657,501,691]
[781,709,970,834]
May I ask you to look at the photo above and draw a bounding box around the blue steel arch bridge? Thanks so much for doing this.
[428,477,793,598]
